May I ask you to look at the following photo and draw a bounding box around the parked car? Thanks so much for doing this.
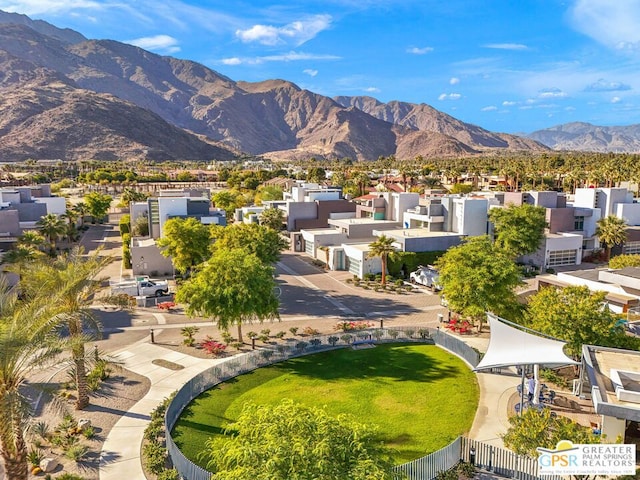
[409,265,442,291]
[110,278,170,297]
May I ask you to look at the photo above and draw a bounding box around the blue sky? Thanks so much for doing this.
[2,0,640,134]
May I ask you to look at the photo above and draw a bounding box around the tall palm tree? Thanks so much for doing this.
[36,213,66,254]
[368,235,396,286]
[596,215,628,261]
[0,281,60,480]
[20,249,111,410]
[72,202,88,229]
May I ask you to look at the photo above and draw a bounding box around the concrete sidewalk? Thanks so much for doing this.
[98,331,515,480]
[98,342,230,480]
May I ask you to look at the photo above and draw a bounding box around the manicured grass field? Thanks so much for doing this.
[172,344,479,466]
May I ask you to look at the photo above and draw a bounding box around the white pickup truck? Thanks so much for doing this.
[110,278,170,297]
[409,265,442,291]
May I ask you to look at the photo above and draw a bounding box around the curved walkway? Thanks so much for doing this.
[98,331,515,480]
[98,341,232,480]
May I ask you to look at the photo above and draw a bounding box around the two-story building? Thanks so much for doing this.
[129,189,226,276]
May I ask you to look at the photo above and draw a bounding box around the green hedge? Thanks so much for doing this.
[119,214,131,235]
[122,232,132,269]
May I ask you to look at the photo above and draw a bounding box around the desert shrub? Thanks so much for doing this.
[157,469,180,480]
[309,338,322,348]
[31,421,49,440]
[65,444,89,462]
[303,326,320,336]
[143,441,166,474]
[200,337,227,356]
[328,336,339,346]
[275,331,286,339]
[289,327,299,336]
[27,448,43,467]
[181,326,200,347]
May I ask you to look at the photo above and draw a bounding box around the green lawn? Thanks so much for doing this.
[172,344,479,466]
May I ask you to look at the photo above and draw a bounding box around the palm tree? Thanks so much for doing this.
[0,281,60,480]
[36,213,66,254]
[72,202,88,228]
[368,235,396,286]
[20,249,111,410]
[596,215,628,261]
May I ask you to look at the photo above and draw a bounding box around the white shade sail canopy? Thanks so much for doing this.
[475,314,579,371]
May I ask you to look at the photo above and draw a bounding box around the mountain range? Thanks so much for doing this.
[528,122,640,153]
[0,10,637,162]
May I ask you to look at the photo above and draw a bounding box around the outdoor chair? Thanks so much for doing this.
[591,422,601,435]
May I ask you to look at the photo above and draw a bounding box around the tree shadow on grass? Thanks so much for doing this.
[271,344,464,383]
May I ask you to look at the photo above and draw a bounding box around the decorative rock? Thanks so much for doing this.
[40,457,59,473]
[78,419,92,430]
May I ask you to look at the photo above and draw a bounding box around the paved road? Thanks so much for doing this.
[78,222,447,352]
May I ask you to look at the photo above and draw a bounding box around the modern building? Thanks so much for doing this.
[0,184,67,249]
[573,187,640,256]
[580,344,640,446]
[536,266,640,313]
[402,195,488,237]
[129,189,226,276]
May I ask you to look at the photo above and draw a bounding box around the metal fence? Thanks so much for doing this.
[163,326,480,480]
[394,436,462,479]
[395,437,564,480]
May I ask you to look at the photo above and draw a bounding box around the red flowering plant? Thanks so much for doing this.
[200,336,227,357]
[334,321,375,332]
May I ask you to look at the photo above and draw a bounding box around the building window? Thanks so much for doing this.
[548,249,577,267]
[574,216,584,231]
[624,241,640,255]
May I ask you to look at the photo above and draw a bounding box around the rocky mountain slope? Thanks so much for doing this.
[0,9,548,161]
[528,122,640,153]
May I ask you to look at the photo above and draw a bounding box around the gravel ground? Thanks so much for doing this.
[27,368,150,480]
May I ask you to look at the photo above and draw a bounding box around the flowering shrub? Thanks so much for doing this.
[200,336,227,357]
[334,321,375,332]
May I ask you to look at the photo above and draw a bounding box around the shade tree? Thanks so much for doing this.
[202,399,397,480]
[176,248,279,343]
[489,203,547,257]
[435,236,522,331]
[157,217,212,275]
[524,285,639,358]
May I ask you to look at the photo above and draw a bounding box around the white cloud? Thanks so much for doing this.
[236,14,331,46]
[481,106,498,111]
[612,96,622,103]
[438,93,462,101]
[363,87,380,93]
[538,87,567,99]
[0,0,101,15]
[571,0,640,52]
[218,51,340,65]
[449,77,460,85]
[584,78,631,92]
[483,43,528,50]
[502,100,516,106]
[407,46,433,55]
[126,34,180,53]
[565,106,576,111]
[519,105,533,110]
[303,69,318,77]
